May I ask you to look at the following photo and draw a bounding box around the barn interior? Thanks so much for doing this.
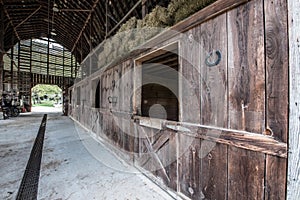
[0,0,299,199]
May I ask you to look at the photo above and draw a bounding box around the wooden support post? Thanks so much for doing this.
[0,3,4,99]
[142,0,148,18]
[75,56,78,78]
[105,0,108,38]
[107,0,142,36]
[29,38,32,109]
[287,0,300,199]
[71,54,73,79]
[10,39,14,89]
[62,47,65,78]
[63,87,68,116]
[47,37,50,76]
[17,41,20,93]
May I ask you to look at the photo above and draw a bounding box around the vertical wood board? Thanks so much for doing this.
[228,146,265,200]
[264,0,288,199]
[227,0,265,133]
[265,156,287,200]
[287,0,300,199]
[177,134,201,199]
[200,13,228,128]
[265,0,288,142]
[200,142,228,200]
[180,26,201,123]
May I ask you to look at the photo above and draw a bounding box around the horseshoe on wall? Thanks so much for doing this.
[205,50,221,67]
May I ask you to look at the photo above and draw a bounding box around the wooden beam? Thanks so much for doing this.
[0,2,4,98]
[162,121,287,158]
[17,41,20,91]
[1,2,20,40]
[105,0,108,37]
[29,39,32,75]
[62,47,65,78]
[71,0,100,53]
[71,53,73,79]
[142,0,148,18]
[47,38,50,76]
[10,41,13,88]
[107,0,142,36]
[59,9,91,12]
[287,0,300,199]
[15,6,42,29]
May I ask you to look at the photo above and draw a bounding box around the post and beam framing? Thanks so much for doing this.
[0,3,4,98]
[10,40,13,88]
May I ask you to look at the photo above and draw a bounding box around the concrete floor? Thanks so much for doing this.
[0,107,174,200]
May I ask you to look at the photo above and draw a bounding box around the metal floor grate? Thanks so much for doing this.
[16,114,47,200]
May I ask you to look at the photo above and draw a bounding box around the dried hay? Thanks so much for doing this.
[168,0,217,23]
[92,0,217,70]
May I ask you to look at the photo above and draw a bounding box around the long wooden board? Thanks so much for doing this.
[200,142,227,199]
[228,146,265,199]
[264,0,288,199]
[200,13,227,128]
[198,13,228,200]
[177,134,201,199]
[227,1,265,199]
[228,0,265,133]
[180,26,201,123]
[287,0,300,199]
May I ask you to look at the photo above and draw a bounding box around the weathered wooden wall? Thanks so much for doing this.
[287,0,300,199]
[69,0,290,199]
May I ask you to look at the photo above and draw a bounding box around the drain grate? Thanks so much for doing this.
[16,114,47,200]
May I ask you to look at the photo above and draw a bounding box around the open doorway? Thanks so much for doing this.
[31,84,62,113]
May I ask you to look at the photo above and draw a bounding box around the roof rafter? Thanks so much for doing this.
[1,1,20,40]
[15,5,42,29]
[71,0,99,52]
[108,0,142,36]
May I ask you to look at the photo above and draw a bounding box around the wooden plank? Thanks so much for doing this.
[264,0,288,199]
[120,60,133,112]
[287,0,300,198]
[228,146,265,199]
[133,60,142,116]
[200,142,227,199]
[155,130,177,190]
[227,0,265,133]
[177,134,201,198]
[122,118,134,155]
[265,156,286,200]
[198,13,228,200]
[112,65,121,111]
[200,13,227,127]
[265,0,288,142]
[100,71,107,109]
[180,26,201,123]
[135,125,177,190]
[165,122,287,158]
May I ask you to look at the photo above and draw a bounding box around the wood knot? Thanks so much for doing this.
[264,127,273,136]
[188,33,194,43]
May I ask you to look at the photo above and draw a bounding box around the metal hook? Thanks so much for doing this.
[108,96,117,104]
[205,50,221,67]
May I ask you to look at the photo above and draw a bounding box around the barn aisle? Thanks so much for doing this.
[0,109,174,200]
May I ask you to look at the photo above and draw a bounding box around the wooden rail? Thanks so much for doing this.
[132,115,287,158]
